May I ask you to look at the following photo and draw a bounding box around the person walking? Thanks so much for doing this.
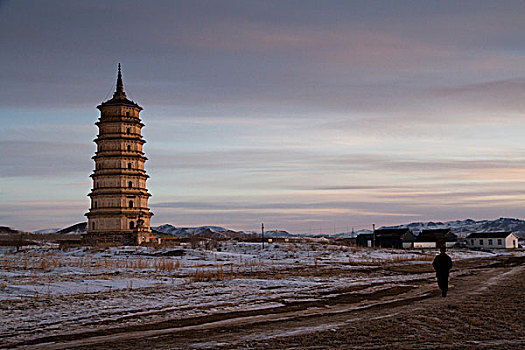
[432,245,453,297]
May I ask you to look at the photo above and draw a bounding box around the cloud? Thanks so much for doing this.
[149,148,320,171]
[150,199,420,233]
[149,147,525,175]
[2,1,525,232]
[429,77,525,112]
[0,140,92,178]
[306,185,405,191]
[0,199,88,232]
[3,1,523,116]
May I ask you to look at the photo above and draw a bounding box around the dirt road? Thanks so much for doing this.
[10,255,525,349]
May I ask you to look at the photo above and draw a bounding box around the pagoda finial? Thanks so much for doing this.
[113,63,126,99]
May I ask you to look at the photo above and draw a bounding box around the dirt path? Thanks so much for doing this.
[235,260,525,349]
[9,255,524,349]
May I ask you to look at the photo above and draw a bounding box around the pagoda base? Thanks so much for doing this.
[134,228,156,245]
[82,231,155,246]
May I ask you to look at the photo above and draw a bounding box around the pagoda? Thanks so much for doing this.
[85,64,154,244]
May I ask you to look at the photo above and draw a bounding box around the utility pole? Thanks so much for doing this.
[372,223,376,247]
[261,223,265,249]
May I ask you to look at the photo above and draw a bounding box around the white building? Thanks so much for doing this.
[413,229,457,249]
[465,232,519,249]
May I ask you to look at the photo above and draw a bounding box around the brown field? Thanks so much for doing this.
[3,251,523,350]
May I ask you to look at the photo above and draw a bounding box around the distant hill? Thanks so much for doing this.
[34,222,247,238]
[333,229,373,238]
[27,217,525,239]
[264,230,294,238]
[33,228,61,234]
[380,217,525,238]
[152,224,245,239]
[153,224,225,237]
[57,222,87,234]
[0,226,23,235]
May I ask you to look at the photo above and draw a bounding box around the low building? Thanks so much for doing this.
[414,229,457,249]
[356,233,374,247]
[357,229,415,248]
[375,228,416,248]
[465,232,519,249]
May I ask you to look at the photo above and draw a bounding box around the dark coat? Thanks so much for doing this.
[432,253,452,277]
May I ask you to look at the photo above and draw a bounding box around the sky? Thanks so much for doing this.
[1,0,525,233]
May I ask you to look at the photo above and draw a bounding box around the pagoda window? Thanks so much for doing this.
[130,221,135,229]
[94,201,97,208]
[128,163,132,169]
[127,145,131,151]
[127,128,131,134]
[129,200,134,208]
[126,112,130,116]
[128,181,133,188]
[92,222,95,230]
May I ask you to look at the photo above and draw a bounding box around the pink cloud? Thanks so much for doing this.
[315,29,453,67]
[163,18,453,69]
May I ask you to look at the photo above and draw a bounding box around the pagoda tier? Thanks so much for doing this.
[85,64,154,244]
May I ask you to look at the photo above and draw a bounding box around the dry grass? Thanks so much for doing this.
[0,252,185,274]
[347,254,434,266]
[0,246,437,289]
[191,265,230,282]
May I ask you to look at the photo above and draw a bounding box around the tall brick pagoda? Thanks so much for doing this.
[85,64,154,244]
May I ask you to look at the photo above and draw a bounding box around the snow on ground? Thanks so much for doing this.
[0,242,521,347]
[0,243,512,300]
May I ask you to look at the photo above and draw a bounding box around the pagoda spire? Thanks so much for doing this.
[113,63,127,99]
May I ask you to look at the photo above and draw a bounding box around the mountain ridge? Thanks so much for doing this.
[20,217,525,238]
[378,217,525,238]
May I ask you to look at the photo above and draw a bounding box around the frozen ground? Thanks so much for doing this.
[0,242,522,349]
[0,242,497,300]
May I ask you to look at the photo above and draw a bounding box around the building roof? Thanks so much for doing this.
[374,228,412,238]
[97,64,142,110]
[466,232,513,239]
[420,229,452,235]
[416,229,457,242]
